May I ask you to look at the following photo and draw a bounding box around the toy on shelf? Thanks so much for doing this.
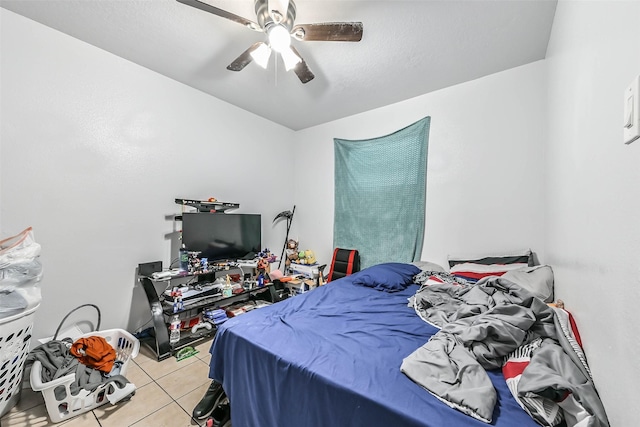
[294,250,316,265]
[222,275,233,298]
[257,257,270,285]
[285,239,299,270]
[258,248,277,263]
[170,289,184,313]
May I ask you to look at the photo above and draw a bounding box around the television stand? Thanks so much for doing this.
[138,267,278,361]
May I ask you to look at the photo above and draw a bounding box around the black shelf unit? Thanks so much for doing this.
[174,198,239,215]
[139,270,277,361]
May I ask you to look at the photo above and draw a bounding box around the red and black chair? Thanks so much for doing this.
[326,248,360,282]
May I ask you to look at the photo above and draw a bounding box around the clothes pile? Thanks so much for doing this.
[27,335,134,401]
[401,272,609,427]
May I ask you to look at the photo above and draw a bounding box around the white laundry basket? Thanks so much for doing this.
[0,304,39,417]
[0,227,43,417]
[30,328,139,423]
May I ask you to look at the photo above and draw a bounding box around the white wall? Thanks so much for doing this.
[293,61,548,269]
[545,1,640,425]
[0,10,295,340]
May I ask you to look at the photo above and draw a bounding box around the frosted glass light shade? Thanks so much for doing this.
[250,43,272,69]
[281,46,301,71]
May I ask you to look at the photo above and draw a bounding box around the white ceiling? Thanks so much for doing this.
[1,0,557,130]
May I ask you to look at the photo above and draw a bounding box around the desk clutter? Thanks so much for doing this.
[270,257,326,296]
[270,270,325,297]
[145,264,278,358]
[137,248,283,361]
[161,271,271,309]
[150,247,275,281]
[167,298,274,330]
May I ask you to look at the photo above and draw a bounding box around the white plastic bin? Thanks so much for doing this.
[30,328,139,423]
[0,304,39,417]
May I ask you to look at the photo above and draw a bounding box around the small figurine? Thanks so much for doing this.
[257,257,270,283]
[303,250,316,265]
[171,289,184,313]
[222,275,233,297]
[285,239,299,269]
[258,248,277,263]
[294,249,316,265]
[189,254,202,273]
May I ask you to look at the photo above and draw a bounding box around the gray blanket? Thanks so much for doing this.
[401,276,609,426]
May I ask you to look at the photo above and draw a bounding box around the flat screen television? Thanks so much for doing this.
[181,213,262,261]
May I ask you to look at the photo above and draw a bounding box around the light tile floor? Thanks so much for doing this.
[1,340,216,427]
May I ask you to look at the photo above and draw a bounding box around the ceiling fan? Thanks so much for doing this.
[176,0,363,83]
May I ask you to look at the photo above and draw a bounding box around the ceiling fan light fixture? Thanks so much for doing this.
[280,46,301,71]
[250,43,272,69]
[178,0,363,84]
[268,25,291,53]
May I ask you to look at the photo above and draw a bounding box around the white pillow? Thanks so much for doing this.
[411,260,446,273]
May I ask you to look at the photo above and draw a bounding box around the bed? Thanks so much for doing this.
[207,262,608,427]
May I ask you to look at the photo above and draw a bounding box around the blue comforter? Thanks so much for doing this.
[208,275,540,427]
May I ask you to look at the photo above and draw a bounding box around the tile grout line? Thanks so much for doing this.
[168,357,210,427]
[91,373,172,427]
[123,358,208,426]
[163,357,209,427]
[92,408,102,426]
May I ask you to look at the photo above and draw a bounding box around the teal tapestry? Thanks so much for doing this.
[333,117,430,269]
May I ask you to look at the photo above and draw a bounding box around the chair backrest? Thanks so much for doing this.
[327,248,360,282]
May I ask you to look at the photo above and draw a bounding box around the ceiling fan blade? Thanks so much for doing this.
[177,0,262,32]
[289,46,314,84]
[227,42,265,71]
[291,22,363,42]
[268,0,289,23]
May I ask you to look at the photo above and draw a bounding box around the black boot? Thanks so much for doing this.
[206,400,231,427]
[192,381,225,420]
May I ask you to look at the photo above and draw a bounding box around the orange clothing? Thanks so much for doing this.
[70,336,116,373]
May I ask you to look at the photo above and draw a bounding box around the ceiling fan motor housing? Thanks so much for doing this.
[255,0,296,31]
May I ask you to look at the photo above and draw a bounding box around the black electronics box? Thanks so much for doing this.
[139,261,162,277]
